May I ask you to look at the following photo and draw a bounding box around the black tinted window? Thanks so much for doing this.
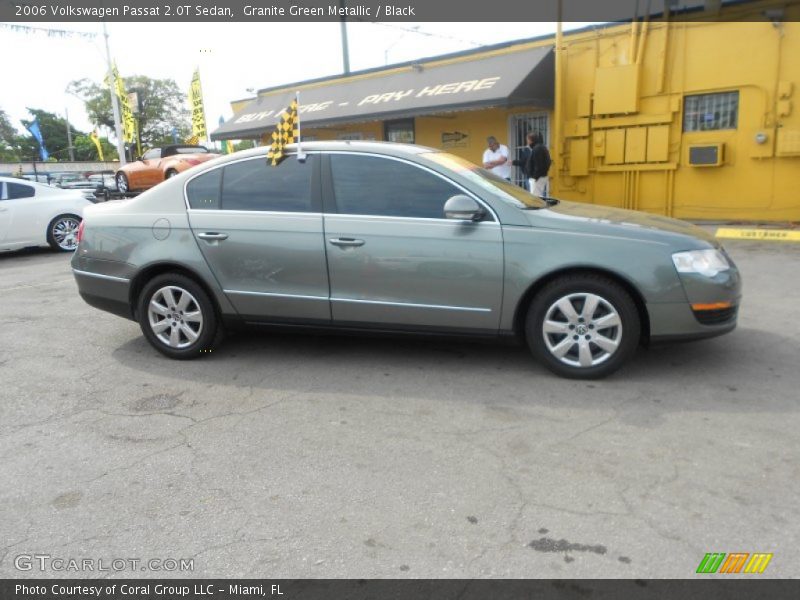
[221,157,312,212]
[7,182,35,199]
[186,169,221,209]
[330,154,460,218]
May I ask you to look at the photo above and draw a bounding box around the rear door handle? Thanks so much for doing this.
[197,232,229,241]
[329,238,365,247]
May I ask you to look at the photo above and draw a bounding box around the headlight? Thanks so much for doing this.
[672,249,730,277]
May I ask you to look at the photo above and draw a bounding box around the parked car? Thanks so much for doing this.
[0,176,93,252]
[115,145,219,194]
[72,142,741,379]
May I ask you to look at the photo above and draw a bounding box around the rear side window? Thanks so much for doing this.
[221,156,312,212]
[330,154,460,219]
[7,182,35,199]
[186,169,221,209]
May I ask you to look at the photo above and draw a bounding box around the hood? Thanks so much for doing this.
[528,200,719,248]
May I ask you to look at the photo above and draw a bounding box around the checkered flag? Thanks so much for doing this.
[185,134,199,145]
[266,99,299,166]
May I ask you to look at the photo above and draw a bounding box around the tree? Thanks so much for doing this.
[0,108,25,162]
[73,133,117,161]
[67,75,191,149]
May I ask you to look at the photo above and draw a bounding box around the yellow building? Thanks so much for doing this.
[214,3,800,222]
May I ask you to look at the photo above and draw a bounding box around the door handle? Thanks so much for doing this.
[197,232,229,241]
[329,237,365,247]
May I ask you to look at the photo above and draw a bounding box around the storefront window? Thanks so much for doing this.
[384,119,415,143]
[683,91,739,132]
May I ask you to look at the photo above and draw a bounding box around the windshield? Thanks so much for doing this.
[423,152,549,209]
[176,146,208,154]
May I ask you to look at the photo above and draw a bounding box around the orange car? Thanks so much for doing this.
[115,145,219,193]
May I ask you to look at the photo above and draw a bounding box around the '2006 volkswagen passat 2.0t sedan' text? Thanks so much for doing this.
[71,141,741,379]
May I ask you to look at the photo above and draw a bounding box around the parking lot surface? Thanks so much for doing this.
[1,239,799,578]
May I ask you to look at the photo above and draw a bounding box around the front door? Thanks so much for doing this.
[323,153,504,332]
[186,154,330,322]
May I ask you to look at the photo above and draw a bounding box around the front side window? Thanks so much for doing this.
[7,182,35,199]
[683,91,739,132]
[221,156,312,212]
[330,154,463,219]
[143,148,162,160]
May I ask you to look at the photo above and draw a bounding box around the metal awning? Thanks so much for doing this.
[211,45,554,140]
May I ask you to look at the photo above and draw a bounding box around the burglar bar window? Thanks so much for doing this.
[683,91,739,132]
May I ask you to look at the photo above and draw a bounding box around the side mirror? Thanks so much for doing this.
[444,195,485,221]
[136,155,143,162]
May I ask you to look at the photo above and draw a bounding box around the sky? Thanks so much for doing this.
[0,21,588,142]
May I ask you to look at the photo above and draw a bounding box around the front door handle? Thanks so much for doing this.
[329,238,365,247]
[197,232,229,241]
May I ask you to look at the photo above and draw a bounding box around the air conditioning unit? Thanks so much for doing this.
[688,143,724,167]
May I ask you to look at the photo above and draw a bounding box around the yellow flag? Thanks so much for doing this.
[89,130,104,161]
[266,99,299,166]
[109,63,136,144]
[189,69,207,141]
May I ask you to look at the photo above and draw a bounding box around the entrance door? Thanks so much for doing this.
[509,112,549,188]
[323,152,504,332]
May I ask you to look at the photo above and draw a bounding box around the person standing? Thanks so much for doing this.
[525,132,552,197]
[482,136,512,181]
[512,132,536,191]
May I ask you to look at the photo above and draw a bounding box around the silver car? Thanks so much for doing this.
[71,142,741,378]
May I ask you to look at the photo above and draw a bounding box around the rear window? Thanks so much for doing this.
[186,169,221,209]
[7,182,35,199]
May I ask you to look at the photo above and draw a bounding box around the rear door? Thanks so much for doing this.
[322,152,504,332]
[186,154,330,322]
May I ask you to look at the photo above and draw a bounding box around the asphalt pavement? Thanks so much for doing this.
[0,239,798,578]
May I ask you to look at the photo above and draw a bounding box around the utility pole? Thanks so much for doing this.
[553,1,563,198]
[65,107,75,161]
[102,22,126,165]
[339,0,350,74]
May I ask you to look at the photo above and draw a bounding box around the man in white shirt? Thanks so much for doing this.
[482,136,512,181]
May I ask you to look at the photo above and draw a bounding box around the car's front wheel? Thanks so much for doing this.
[525,274,641,379]
[165,169,179,179]
[47,214,81,252]
[138,273,221,359]
[116,172,129,194]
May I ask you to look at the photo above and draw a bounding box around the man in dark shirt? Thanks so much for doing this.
[525,132,552,197]
[512,132,536,191]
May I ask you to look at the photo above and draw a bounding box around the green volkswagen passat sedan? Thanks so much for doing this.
[71,141,741,378]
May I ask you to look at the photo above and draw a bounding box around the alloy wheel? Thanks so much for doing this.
[51,216,81,251]
[541,292,623,368]
[147,286,204,349]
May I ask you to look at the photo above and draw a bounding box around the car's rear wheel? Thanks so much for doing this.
[46,214,81,252]
[116,172,129,194]
[138,273,220,359]
[525,274,641,379]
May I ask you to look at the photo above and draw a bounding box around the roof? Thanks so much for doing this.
[212,44,554,140]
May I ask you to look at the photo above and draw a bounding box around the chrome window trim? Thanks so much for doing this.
[72,268,130,283]
[331,297,492,313]
[183,152,320,212]
[325,150,500,223]
[188,209,323,218]
[183,150,499,223]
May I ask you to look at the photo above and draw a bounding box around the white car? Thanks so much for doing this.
[0,176,94,252]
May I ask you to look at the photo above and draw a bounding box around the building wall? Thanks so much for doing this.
[296,105,549,167]
[555,16,800,221]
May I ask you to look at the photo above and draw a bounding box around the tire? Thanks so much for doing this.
[525,274,641,379]
[137,273,221,359]
[165,169,179,179]
[116,172,130,194]
[46,214,82,252]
